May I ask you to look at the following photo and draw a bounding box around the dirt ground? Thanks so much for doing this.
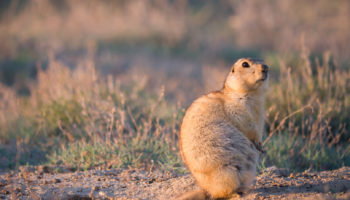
[0,166,349,200]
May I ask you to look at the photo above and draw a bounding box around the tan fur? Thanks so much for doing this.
[176,190,208,200]
[178,58,269,199]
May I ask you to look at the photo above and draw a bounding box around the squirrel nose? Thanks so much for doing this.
[261,64,268,73]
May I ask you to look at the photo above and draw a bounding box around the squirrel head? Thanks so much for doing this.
[224,58,269,94]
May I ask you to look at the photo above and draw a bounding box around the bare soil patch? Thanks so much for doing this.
[0,166,349,200]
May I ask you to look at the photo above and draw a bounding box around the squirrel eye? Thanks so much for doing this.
[242,62,250,68]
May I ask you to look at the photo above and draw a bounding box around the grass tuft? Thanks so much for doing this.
[0,49,349,172]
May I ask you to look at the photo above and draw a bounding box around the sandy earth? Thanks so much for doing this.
[0,166,349,200]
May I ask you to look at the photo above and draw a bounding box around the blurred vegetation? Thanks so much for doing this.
[0,0,349,172]
[0,58,183,171]
[261,51,350,171]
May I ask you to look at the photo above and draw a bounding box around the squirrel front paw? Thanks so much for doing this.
[253,141,266,154]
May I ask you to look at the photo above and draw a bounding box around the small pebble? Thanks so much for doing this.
[98,191,106,197]
[0,189,10,195]
[92,186,100,191]
[0,179,7,187]
[55,179,61,183]
[14,187,21,193]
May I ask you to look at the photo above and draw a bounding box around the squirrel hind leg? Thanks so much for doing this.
[194,166,241,199]
[175,189,209,200]
[197,164,256,199]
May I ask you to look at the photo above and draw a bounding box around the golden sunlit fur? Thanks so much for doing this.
[178,58,269,199]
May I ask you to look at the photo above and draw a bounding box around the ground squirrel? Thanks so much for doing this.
[178,58,269,199]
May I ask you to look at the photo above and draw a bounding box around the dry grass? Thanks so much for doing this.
[0,56,183,171]
[0,49,349,172]
[261,49,350,170]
